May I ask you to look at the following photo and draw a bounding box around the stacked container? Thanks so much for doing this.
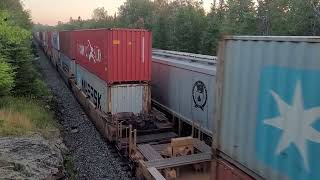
[40,32,46,49]
[51,32,60,65]
[59,28,152,115]
[58,31,76,81]
[214,36,320,180]
[45,32,52,58]
[73,28,151,83]
[34,32,40,42]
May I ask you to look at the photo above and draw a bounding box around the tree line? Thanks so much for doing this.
[34,0,320,55]
[0,0,48,97]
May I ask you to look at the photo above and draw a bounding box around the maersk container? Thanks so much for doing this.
[152,49,217,135]
[59,53,76,77]
[214,36,320,180]
[51,31,60,50]
[73,28,151,84]
[76,64,151,114]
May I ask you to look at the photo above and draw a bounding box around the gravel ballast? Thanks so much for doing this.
[37,48,131,180]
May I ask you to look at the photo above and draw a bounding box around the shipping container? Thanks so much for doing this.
[35,32,40,42]
[216,158,254,180]
[39,31,43,41]
[76,64,150,114]
[73,28,152,84]
[152,49,217,135]
[215,36,320,180]
[46,31,52,57]
[41,31,47,48]
[51,31,60,50]
[59,53,76,77]
[52,48,59,66]
[59,31,75,59]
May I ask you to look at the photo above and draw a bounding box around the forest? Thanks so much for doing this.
[34,0,320,55]
[0,0,55,136]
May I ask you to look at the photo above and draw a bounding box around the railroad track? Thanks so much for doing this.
[37,45,133,180]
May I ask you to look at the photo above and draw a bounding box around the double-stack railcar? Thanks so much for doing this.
[72,29,152,114]
[40,28,213,180]
[57,29,152,115]
[63,30,174,150]
[39,30,320,180]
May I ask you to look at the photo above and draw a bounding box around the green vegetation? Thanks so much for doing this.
[33,0,320,55]
[0,59,15,96]
[64,155,78,180]
[0,0,57,137]
[0,97,57,137]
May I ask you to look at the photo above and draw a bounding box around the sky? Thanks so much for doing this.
[22,0,213,26]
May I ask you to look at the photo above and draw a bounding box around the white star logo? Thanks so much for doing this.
[264,80,320,172]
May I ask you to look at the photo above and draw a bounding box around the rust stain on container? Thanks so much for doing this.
[215,158,254,180]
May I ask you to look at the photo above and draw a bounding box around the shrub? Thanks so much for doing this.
[0,59,14,96]
[0,97,57,137]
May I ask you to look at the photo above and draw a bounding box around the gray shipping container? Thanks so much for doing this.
[76,64,150,114]
[59,53,76,76]
[41,32,47,48]
[152,49,217,135]
[51,32,60,50]
[215,36,320,180]
[52,48,59,65]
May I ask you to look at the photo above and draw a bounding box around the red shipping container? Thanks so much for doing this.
[73,28,151,84]
[59,31,75,59]
[215,158,254,180]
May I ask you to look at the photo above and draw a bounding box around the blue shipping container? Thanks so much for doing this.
[215,36,320,180]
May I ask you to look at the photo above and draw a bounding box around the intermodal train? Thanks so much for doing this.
[35,30,320,180]
[35,29,214,180]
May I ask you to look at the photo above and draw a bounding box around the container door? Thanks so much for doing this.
[111,84,144,114]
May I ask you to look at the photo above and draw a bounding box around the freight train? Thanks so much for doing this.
[35,30,320,180]
[35,29,213,180]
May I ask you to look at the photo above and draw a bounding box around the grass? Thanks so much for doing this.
[64,155,77,180]
[0,96,58,138]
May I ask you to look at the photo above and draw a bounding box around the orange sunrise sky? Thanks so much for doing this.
[22,0,213,26]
